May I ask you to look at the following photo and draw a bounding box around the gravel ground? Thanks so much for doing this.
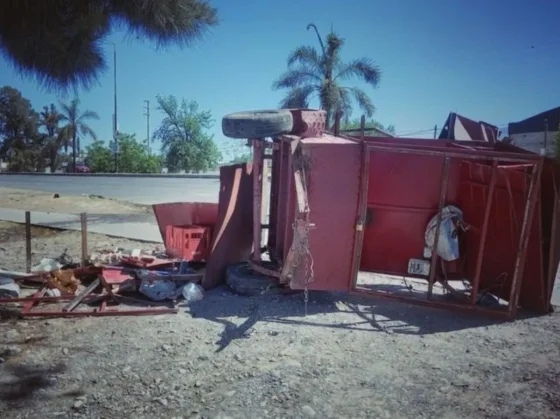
[0,223,559,418]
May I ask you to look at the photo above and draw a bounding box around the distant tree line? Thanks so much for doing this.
[0,87,222,173]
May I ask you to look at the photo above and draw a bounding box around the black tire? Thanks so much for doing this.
[226,262,282,297]
[222,110,294,139]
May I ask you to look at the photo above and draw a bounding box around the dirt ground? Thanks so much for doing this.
[0,221,559,418]
[0,187,151,215]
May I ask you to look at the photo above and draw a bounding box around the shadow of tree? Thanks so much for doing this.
[0,363,66,402]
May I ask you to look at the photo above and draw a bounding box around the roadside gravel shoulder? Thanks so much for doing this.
[0,187,151,215]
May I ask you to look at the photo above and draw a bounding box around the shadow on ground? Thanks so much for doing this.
[184,286,536,351]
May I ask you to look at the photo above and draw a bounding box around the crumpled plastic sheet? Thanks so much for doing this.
[425,205,463,262]
[139,278,184,301]
[0,277,20,298]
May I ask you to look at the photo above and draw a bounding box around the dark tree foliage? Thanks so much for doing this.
[0,86,42,171]
[0,1,218,91]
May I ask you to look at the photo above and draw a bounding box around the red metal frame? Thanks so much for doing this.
[245,108,558,319]
[351,139,545,319]
[0,289,178,317]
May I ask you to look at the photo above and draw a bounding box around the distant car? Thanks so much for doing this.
[66,163,90,173]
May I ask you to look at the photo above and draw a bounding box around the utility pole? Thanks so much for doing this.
[434,124,438,139]
[143,100,150,155]
[110,43,119,172]
[543,118,549,156]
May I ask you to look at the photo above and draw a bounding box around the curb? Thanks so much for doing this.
[0,172,220,179]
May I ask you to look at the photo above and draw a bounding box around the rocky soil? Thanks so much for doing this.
[0,224,559,418]
[0,187,151,215]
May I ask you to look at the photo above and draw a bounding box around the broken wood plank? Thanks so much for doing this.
[63,278,100,312]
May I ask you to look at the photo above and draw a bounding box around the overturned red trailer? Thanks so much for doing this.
[165,108,560,319]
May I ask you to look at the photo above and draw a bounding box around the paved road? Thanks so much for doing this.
[0,175,220,204]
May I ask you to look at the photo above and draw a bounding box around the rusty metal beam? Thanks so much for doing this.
[350,141,371,291]
[427,157,451,299]
[365,143,542,163]
[508,161,544,316]
[252,140,264,262]
[470,160,498,304]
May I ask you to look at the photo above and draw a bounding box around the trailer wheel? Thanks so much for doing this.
[222,110,294,139]
[226,262,282,297]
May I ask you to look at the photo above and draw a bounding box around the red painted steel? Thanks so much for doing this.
[203,163,254,289]
[360,151,460,274]
[457,161,547,312]
[252,140,264,262]
[290,109,327,137]
[351,136,557,316]
[288,135,362,291]
[152,202,219,243]
[165,225,213,261]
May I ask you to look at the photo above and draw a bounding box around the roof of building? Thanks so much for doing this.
[508,106,560,135]
[439,112,499,143]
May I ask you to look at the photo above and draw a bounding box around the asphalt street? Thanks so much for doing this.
[0,175,220,204]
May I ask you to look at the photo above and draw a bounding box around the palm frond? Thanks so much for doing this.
[287,46,321,68]
[278,85,316,109]
[335,58,381,86]
[343,87,375,117]
[78,110,100,122]
[272,68,321,90]
[79,125,97,141]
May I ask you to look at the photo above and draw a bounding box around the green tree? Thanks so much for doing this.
[273,23,381,127]
[154,95,221,172]
[0,86,42,171]
[112,132,161,173]
[60,98,99,171]
[0,1,218,91]
[85,140,113,173]
[340,118,396,137]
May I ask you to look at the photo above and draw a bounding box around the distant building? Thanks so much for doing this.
[439,112,500,143]
[508,106,560,156]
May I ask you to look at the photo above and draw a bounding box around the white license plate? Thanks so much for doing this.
[407,258,430,276]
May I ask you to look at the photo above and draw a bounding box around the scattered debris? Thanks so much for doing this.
[0,246,205,318]
[0,277,20,298]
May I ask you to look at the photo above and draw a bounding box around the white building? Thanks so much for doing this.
[507,107,560,156]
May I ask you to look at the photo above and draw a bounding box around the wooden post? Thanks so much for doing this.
[80,213,88,266]
[360,115,366,141]
[25,211,31,273]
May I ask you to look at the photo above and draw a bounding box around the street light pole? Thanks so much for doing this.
[111,43,119,172]
[143,100,150,156]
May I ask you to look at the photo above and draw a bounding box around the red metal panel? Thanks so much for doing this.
[202,164,254,289]
[290,140,361,291]
[152,202,219,243]
[360,151,460,274]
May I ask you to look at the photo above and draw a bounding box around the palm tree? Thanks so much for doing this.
[0,1,218,92]
[60,98,99,172]
[273,23,382,127]
[39,104,67,172]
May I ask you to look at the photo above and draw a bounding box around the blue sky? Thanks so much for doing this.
[1,0,559,160]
